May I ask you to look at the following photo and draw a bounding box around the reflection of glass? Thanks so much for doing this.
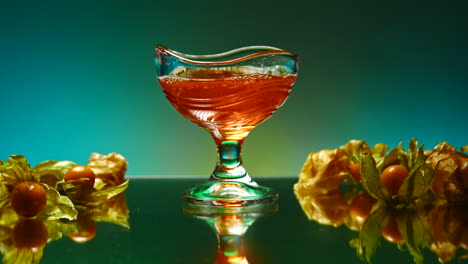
[155,45,299,207]
[183,202,277,263]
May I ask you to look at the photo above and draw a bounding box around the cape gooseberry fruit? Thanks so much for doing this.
[380,165,409,195]
[10,181,47,217]
[349,163,361,184]
[65,165,96,187]
[12,218,49,251]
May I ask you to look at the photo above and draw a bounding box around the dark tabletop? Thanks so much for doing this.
[13,177,465,264]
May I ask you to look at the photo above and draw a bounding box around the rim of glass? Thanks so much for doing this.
[155,45,299,65]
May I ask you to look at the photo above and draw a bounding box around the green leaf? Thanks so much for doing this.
[408,145,425,177]
[349,238,363,259]
[38,184,78,221]
[380,147,399,171]
[357,205,388,263]
[397,142,410,171]
[361,153,387,201]
[33,160,77,188]
[0,155,37,186]
[396,146,433,203]
[397,212,426,264]
[402,165,434,202]
[408,138,418,167]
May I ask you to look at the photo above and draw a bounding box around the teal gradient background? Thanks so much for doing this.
[1,1,467,176]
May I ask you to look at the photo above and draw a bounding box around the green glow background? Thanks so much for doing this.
[1,0,467,176]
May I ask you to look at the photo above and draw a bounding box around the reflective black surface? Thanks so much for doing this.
[5,177,466,263]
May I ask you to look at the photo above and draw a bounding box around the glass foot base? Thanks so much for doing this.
[183,180,278,207]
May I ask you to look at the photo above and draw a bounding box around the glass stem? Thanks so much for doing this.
[212,141,247,180]
[216,234,245,261]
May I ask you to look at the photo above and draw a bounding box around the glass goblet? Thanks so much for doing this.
[155,45,299,207]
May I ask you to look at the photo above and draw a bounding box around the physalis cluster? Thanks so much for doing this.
[0,153,130,263]
[295,139,468,264]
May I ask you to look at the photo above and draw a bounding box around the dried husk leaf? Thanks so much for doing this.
[44,219,78,242]
[426,142,468,202]
[88,153,127,186]
[88,180,129,206]
[427,204,468,262]
[85,193,130,228]
[461,144,468,153]
[33,160,77,188]
[372,143,389,159]
[0,207,20,227]
[57,179,96,205]
[0,226,10,242]
[340,140,372,163]
[296,149,349,192]
[2,247,43,264]
[0,155,38,187]
[59,180,129,207]
[0,184,9,215]
[104,193,129,220]
[294,189,349,227]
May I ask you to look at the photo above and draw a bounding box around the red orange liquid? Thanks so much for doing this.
[159,68,296,143]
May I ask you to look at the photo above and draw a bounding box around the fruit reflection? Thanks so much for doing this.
[183,202,277,264]
[349,193,376,226]
[68,214,97,243]
[295,139,468,263]
[0,191,129,264]
[12,219,48,252]
[381,217,403,244]
[296,185,468,263]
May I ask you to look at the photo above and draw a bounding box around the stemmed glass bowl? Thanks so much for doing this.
[155,45,299,207]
